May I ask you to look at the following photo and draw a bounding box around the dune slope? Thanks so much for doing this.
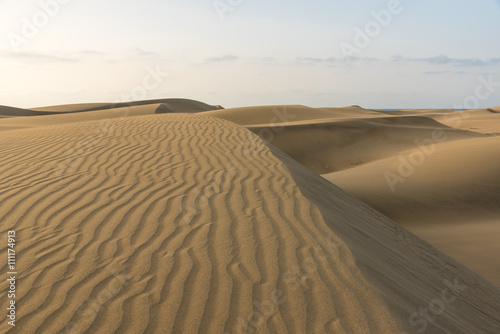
[207,104,500,287]
[323,135,500,286]
[247,116,484,174]
[271,144,500,334]
[0,114,399,334]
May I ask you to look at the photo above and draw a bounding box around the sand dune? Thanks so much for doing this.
[0,99,221,131]
[272,144,500,333]
[203,105,357,126]
[31,98,223,114]
[323,135,500,285]
[205,104,500,287]
[0,98,222,124]
[246,116,484,174]
[0,105,68,118]
[1,101,499,333]
[0,104,161,131]
[323,135,500,225]
[0,114,404,333]
[433,108,500,135]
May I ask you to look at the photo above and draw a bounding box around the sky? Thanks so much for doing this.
[0,0,499,109]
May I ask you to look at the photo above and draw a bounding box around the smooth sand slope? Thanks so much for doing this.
[271,145,500,334]
[324,135,500,286]
[247,116,484,174]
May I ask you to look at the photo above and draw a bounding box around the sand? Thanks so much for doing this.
[207,105,500,287]
[323,135,500,285]
[0,100,499,333]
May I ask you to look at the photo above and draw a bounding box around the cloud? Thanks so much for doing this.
[129,48,161,57]
[245,57,278,65]
[295,56,378,65]
[423,70,467,75]
[0,49,78,63]
[296,57,325,64]
[423,71,449,75]
[394,55,500,67]
[292,54,499,68]
[206,55,239,62]
[77,50,106,56]
[260,57,277,63]
[101,48,168,63]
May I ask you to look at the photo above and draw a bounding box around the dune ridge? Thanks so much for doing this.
[30,98,223,114]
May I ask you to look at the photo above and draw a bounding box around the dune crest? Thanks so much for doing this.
[30,98,223,114]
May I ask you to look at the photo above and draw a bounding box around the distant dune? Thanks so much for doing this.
[0,99,223,131]
[0,98,221,121]
[0,105,68,117]
[246,115,483,174]
[30,98,223,114]
[0,99,499,333]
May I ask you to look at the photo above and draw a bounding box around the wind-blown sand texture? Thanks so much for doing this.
[0,100,499,333]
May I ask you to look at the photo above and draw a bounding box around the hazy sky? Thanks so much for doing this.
[1,0,499,108]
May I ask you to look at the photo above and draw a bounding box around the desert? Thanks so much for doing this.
[0,99,499,333]
[1,1,500,333]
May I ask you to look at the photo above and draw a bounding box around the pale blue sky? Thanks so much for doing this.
[0,0,499,108]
